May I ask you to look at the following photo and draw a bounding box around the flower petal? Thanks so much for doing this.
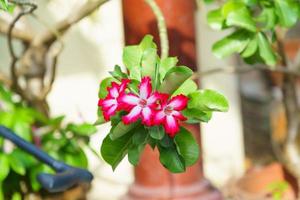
[168,95,188,110]
[118,93,139,110]
[142,107,152,126]
[139,77,152,99]
[153,110,166,125]
[122,106,142,124]
[119,79,130,93]
[108,82,120,98]
[100,98,117,109]
[171,110,187,121]
[164,115,179,137]
[147,92,161,105]
[103,104,118,121]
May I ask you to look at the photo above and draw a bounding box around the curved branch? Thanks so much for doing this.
[33,0,110,46]
[8,1,37,99]
[145,0,169,59]
[0,18,32,42]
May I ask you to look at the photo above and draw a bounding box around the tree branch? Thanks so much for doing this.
[0,18,32,42]
[33,0,110,46]
[145,0,169,59]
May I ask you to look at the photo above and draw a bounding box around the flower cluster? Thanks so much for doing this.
[98,76,188,137]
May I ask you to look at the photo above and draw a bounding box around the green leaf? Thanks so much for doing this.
[123,45,143,80]
[95,108,106,125]
[257,7,277,29]
[139,35,157,50]
[207,8,224,30]
[172,79,198,97]
[158,145,185,173]
[226,8,256,32]
[109,121,138,140]
[99,77,115,98]
[67,123,97,136]
[174,127,199,166]
[212,30,250,59]
[9,153,26,175]
[128,144,146,166]
[141,48,158,80]
[128,127,148,165]
[159,57,178,81]
[13,121,32,142]
[159,66,193,94]
[65,148,88,168]
[188,89,229,112]
[12,192,21,200]
[257,32,277,66]
[101,128,135,170]
[11,149,37,168]
[0,154,9,181]
[275,0,298,27]
[149,126,165,140]
[109,65,128,80]
[182,109,212,123]
[221,1,245,17]
[241,36,258,58]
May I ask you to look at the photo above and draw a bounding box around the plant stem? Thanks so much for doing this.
[144,0,169,59]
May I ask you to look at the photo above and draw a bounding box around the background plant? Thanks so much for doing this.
[203,0,300,188]
[0,83,97,199]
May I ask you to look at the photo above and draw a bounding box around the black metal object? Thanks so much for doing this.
[0,125,93,193]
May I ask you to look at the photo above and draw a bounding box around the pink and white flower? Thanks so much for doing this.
[153,95,188,137]
[98,79,129,121]
[119,77,160,126]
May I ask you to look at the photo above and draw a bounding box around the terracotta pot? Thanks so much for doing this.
[122,1,222,199]
[224,163,297,200]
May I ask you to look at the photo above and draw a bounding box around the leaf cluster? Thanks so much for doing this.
[206,0,300,66]
[0,84,96,199]
[97,35,229,173]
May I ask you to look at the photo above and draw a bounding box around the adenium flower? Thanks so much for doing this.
[119,77,160,126]
[98,79,129,121]
[153,95,188,137]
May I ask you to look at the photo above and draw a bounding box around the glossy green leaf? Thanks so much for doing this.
[109,65,128,80]
[128,127,148,165]
[212,30,250,59]
[13,121,32,142]
[158,145,185,173]
[241,36,258,58]
[207,8,224,30]
[123,45,143,80]
[257,7,277,29]
[257,32,277,66]
[172,79,198,97]
[221,1,245,17]
[0,154,9,181]
[188,89,229,112]
[98,77,115,98]
[226,8,256,32]
[182,109,212,123]
[159,57,178,81]
[149,126,165,140]
[9,153,26,175]
[139,35,157,50]
[275,0,298,27]
[109,121,138,140]
[101,129,135,170]
[95,108,106,125]
[174,127,199,166]
[141,48,158,80]
[159,66,193,94]
[67,123,97,136]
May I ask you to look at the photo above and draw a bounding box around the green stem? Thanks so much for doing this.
[144,0,169,59]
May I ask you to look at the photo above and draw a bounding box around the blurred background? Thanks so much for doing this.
[0,0,300,199]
